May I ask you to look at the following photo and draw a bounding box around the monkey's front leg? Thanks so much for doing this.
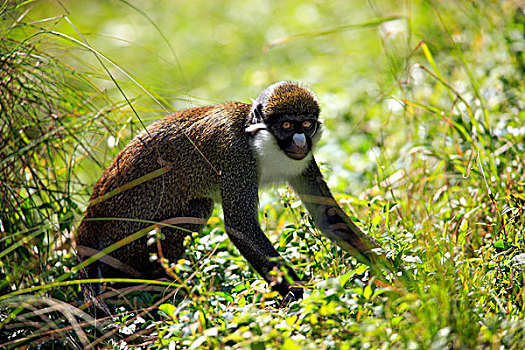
[290,159,392,270]
[226,224,304,302]
[220,178,304,303]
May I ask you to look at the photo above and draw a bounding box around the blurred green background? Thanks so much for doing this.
[22,0,519,196]
[25,0,453,193]
[17,0,521,198]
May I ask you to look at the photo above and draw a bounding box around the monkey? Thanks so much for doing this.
[75,81,391,307]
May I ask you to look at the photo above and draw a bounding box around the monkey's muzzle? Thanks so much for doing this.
[285,133,309,160]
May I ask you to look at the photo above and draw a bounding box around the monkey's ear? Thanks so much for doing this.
[250,99,264,124]
[246,99,267,134]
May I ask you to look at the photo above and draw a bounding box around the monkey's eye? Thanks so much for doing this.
[302,120,313,129]
[282,121,293,130]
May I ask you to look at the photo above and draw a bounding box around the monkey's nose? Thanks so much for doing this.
[293,133,307,148]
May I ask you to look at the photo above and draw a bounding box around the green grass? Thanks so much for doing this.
[1,0,524,348]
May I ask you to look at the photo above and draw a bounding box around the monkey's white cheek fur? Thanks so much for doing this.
[249,130,312,186]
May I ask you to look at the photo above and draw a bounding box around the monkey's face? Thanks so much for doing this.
[270,115,321,160]
[249,81,323,162]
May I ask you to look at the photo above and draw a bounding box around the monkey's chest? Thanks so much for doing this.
[249,130,312,186]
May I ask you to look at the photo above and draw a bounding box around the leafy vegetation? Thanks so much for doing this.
[1,0,524,348]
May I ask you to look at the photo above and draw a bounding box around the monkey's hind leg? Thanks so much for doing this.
[155,197,214,274]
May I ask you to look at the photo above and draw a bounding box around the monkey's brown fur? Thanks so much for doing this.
[77,102,254,283]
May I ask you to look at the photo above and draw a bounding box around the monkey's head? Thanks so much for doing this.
[248,81,322,161]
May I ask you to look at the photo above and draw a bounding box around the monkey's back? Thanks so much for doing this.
[76,102,252,278]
